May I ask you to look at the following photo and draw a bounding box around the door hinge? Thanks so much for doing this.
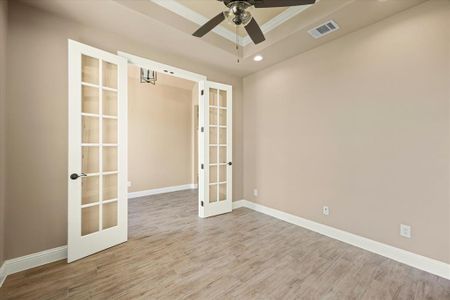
[201,201,204,207]
[201,127,204,133]
[201,164,204,170]
[201,90,204,96]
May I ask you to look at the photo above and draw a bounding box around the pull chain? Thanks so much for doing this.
[235,26,240,63]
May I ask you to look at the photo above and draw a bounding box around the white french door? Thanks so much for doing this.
[199,81,233,218]
[68,40,128,262]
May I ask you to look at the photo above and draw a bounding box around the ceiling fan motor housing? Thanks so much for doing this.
[224,1,253,26]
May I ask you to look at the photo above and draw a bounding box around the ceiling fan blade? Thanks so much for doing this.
[254,0,315,8]
[245,18,265,44]
[193,12,225,37]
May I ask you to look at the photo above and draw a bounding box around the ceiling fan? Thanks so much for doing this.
[193,0,316,45]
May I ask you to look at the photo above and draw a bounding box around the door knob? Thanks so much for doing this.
[228,162,232,166]
[70,173,87,180]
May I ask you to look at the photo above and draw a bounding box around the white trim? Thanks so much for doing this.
[232,200,246,209]
[128,184,198,199]
[0,261,6,287]
[151,0,237,45]
[233,200,450,280]
[240,5,311,46]
[2,199,447,288]
[118,51,206,83]
[117,51,207,218]
[150,0,313,47]
[0,246,67,287]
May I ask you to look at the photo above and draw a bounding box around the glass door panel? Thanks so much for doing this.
[219,165,227,182]
[103,118,118,144]
[219,147,227,164]
[103,202,118,229]
[209,184,218,203]
[209,89,218,106]
[205,83,231,215]
[82,147,99,174]
[219,109,227,126]
[103,147,117,172]
[209,127,218,145]
[82,116,99,143]
[82,86,99,114]
[82,55,99,85]
[209,165,217,184]
[219,184,227,201]
[219,128,226,145]
[80,58,118,235]
[102,61,118,89]
[209,108,218,125]
[103,174,118,201]
[103,90,117,116]
[81,176,99,205]
[209,147,217,164]
[219,90,227,107]
[82,205,99,236]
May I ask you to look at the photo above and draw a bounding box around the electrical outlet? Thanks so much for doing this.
[128,181,132,187]
[323,206,329,216]
[253,189,258,197]
[400,224,411,238]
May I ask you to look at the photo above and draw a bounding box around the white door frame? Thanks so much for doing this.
[117,52,211,218]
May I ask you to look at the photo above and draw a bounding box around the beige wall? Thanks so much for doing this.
[5,1,243,259]
[128,67,194,192]
[0,0,7,265]
[243,0,450,263]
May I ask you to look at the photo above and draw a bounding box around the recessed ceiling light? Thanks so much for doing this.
[253,55,263,62]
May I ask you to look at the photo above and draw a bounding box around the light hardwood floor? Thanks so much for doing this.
[1,190,449,299]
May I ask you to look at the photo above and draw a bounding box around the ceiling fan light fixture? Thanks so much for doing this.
[224,1,254,26]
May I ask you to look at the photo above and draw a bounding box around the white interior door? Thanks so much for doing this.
[200,81,232,218]
[68,40,128,262]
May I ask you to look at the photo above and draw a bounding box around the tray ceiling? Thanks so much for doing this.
[176,0,288,37]
[20,0,429,77]
[151,0,313,45]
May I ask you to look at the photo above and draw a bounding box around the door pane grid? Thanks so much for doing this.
[81,56,119,236]
[215,90,219,202]
[98,58,104,232]
[218,89,227,201]
[102,59,118,231]
[81,82,118,92]
[207,88,228,204]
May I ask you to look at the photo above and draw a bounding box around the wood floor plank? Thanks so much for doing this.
[0,190,449,299]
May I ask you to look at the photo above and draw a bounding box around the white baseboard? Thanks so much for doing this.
[128,184,197,199]
[0,246,67,287]
[233,199,450,280]
[0,261,6,287]
[1,199,447,288]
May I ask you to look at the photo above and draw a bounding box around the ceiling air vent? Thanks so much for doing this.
[308,20,339,39]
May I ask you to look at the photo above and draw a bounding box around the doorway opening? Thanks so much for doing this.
[127,64,200,211]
